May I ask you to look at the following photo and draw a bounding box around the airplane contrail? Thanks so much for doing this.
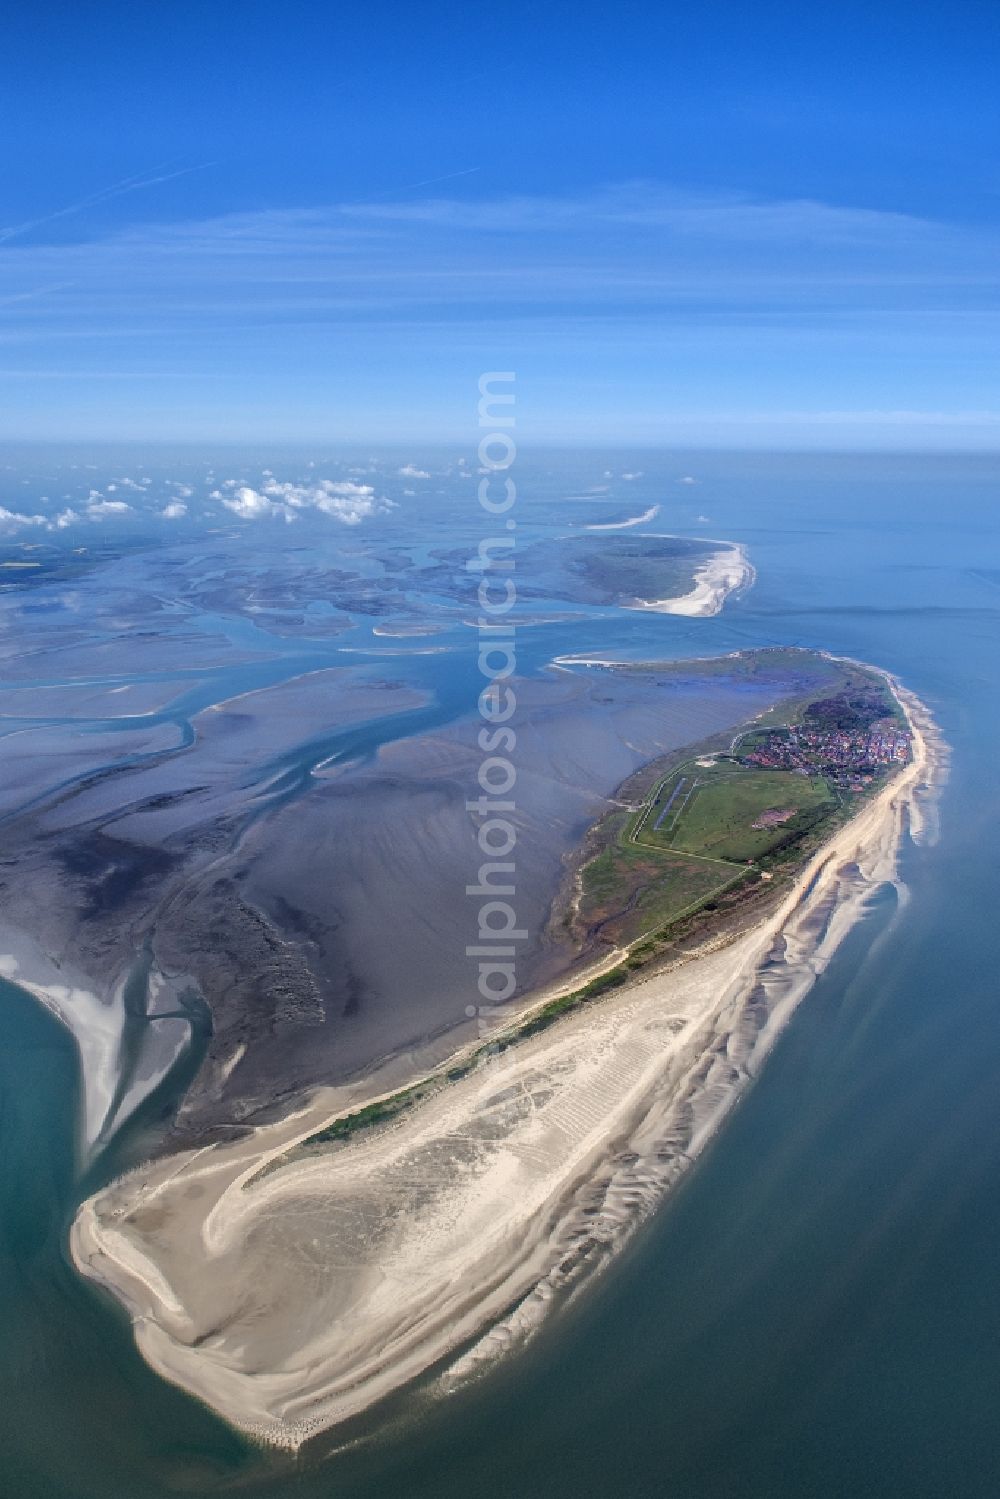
[0,161,216,245]
[369,165,482,199]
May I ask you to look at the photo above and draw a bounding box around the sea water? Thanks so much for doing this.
[0,451,997,1497]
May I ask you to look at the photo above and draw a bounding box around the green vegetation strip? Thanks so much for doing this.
[301,964,638,1147]
[301,865,760,1150]
[301,657,905,1152]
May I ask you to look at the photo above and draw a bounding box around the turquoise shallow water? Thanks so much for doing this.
[1,454,998,1497]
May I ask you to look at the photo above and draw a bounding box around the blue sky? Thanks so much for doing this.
[2,0,998,446]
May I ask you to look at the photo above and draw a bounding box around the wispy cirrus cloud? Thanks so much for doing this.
[4,183,997,333]
[1,182,998,443]
[0,162,216,246]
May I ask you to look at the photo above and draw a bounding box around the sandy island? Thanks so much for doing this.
[68,669,945,1449]
[628,539,755,616]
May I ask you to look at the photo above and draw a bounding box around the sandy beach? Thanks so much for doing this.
[629,540,755,616]
[68,670,945,1449]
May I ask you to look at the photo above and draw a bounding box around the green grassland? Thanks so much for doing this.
[641,762,836,863]
[575,654,903,949]
[294,651,904,1154]
[579,752,840,948]
[581,836,739,946]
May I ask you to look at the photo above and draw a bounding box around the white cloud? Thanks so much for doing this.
[397,464,431,479]
[0,506,47,531]
[678,475,698,485]
[86,498,133,517]
[161,501,187,519]
[0,503,85,533]
[217,476,393,525]
[221,485,292,521]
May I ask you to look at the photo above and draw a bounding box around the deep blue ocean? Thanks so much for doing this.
[1,451,998,1497]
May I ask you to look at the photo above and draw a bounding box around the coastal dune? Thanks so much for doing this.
[70,679,944,1449]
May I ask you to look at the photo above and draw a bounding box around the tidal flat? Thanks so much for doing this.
[0,509,937,1444]
[70,666,945,1446]
[0,495,783,1151]
[0,452,988,1499]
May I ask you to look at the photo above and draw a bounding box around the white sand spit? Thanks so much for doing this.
[584,505,661,531]
[628,540,755,616]
[0,929,125,1156]
[70,674,944,1449]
